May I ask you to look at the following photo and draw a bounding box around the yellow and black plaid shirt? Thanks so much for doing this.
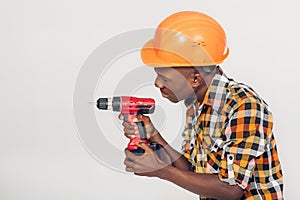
[182,67,284,200]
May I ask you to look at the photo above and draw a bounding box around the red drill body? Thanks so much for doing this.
[97,96,155,154]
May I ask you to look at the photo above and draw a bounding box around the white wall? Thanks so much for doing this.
[1,0,299,199]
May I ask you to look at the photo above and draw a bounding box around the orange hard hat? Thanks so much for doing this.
[141,11,230,67]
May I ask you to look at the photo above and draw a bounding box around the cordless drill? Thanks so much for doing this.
[96,96,161,155]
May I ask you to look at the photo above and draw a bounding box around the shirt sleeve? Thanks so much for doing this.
[217,97,273,191]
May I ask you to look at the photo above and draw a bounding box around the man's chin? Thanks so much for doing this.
[166,96,179,103]
[160,92,180,103]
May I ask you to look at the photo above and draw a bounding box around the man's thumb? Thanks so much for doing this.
[133,114,150,124]
[136,142,152,153]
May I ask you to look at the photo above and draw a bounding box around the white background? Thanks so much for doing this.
[1,0,299,199]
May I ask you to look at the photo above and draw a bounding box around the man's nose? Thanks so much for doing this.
[154,77,164,88]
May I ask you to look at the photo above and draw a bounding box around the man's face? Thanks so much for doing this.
[154,67,196,103]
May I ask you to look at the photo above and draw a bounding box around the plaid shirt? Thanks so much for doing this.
[181,67,284,200]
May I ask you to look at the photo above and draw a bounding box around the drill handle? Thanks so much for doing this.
[135,121,147,140]
[123,114,147,140]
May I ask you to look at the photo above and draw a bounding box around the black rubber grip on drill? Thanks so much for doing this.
[136,121,147,140]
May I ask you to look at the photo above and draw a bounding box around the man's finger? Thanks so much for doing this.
[125,167,134,172]
[124,148,139,160]
[124,158,135,168]
[123,127,137,135]
[124,133,136,139]
[122,121,136,129]
[118,114,124,120]
[132,114,146,123]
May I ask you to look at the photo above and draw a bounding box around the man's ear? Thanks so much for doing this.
[190,73,202,88]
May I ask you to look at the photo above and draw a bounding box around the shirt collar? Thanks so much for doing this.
[184,66,230,114]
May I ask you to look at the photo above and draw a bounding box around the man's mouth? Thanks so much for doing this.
[160,90,170,98]
[161,92,169,98]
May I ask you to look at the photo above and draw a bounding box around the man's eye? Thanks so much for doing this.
[163,79,168,82]
[158,75,168,83]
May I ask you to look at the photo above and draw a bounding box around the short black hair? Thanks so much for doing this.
[194,65,217,74]
[172,65,217,78]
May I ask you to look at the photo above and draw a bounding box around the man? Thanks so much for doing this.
[120,11,284,199]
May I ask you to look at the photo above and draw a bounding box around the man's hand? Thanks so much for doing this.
[124,142,172,178]
[119,114,159,141]
[119,113,193,172]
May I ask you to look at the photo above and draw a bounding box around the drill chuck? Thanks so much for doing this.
[96,97,121,111]
[97,98,108,110]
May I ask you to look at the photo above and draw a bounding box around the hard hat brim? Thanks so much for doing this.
[140,39,176,67]
[140,39,230,68]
